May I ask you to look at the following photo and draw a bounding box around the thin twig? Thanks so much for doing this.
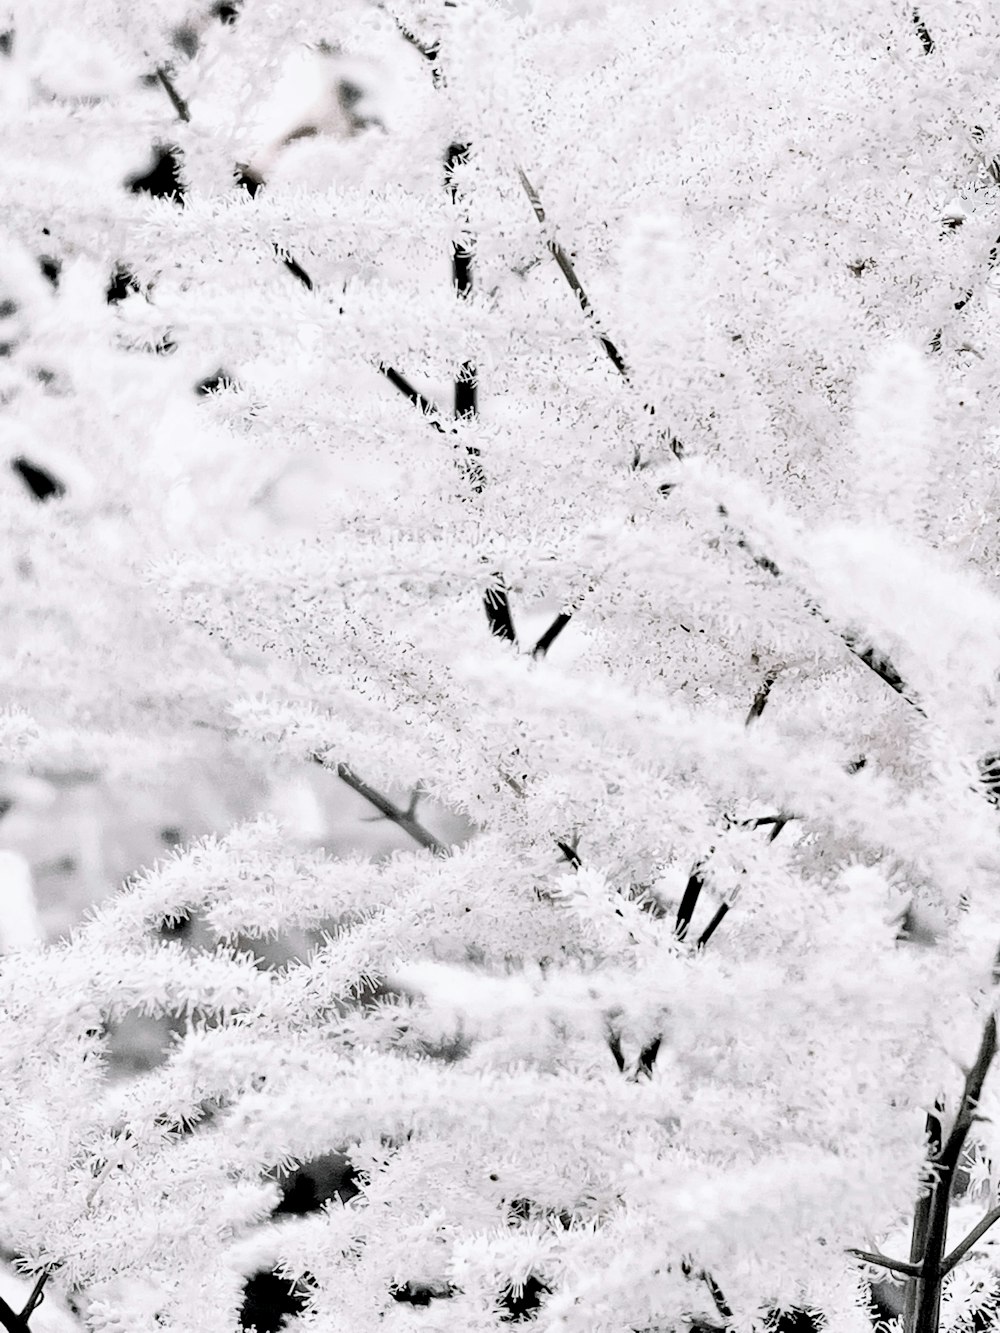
[674,864,707,942]
[19,1272,47,1324]
[518,169,919,709]
[555,839,581,869]
[746,670,780,724]
[377,366,447,431]
[154,67,191,123]
[697,901,730,948]
[847,1249,922,1279]
[320,759,446,853]
[941,1204,1000,1274]
[516,166,633,384]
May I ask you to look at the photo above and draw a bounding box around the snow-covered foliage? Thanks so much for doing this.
[3,0,1000,1330]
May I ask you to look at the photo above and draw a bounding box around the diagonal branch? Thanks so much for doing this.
[155,66,191,123]
[905,1104,943,1331]
[746,669,780,724]
[518,172,919,710]
[19,1273,47,1324]
[377,365,447,430]
[939,1015,997,1176]
[847,1248,922,1279]
[0,1295,28,1333]
[941,1204,1000,1275]
[314,758,446,854]
[516,166,633,384]
[905,1019,997,1333]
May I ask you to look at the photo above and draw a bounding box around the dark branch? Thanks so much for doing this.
[912,10,935,55]
[674,864,706,942]
[155,66,191,123]
[941,1204,1000,1275]
[516,166,633,386]
[378,365,447,430]
[938,1016,997,1175]
[484,579,517,644]
[697,902,730,948]
[904,1104,943,1331]
[606,1027,626,1073]
[907,1022,997,1333]
[0,1294,28,1333]
[19,1273,47,1324]
[278,249,313,291]
[633,1035,660,1079]
[556,839,582,869]
[746,670,779,724]
[532,611,573,659]
[846,1249,922,1279]
[316,759,446,854]
[702,1270,733,1321]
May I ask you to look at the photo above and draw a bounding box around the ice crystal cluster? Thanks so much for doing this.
[4,1,1000,1331]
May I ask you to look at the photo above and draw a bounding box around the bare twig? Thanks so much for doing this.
[905,1104,944,1331]
[674,864,707,942]
[516,165,633,384]
[517,172,920,709]
[19,1273,47,1325]
[746,670,780,724]
[377,366,447,431]
[847,1249,922,1279]
[941,1204,1000,1274]
[319,759,446,854]
[897,1019,997,1333]
[555,839,582,869]
[154,67,191,123]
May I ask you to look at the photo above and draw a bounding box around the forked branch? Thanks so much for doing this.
[313,757,446,854]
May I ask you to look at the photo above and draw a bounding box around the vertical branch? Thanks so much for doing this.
[446,141,517,645]
[904,1104,944,1332]
[447,142,477,422]
[909,1017,997,1333]
[516,166,632,383]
